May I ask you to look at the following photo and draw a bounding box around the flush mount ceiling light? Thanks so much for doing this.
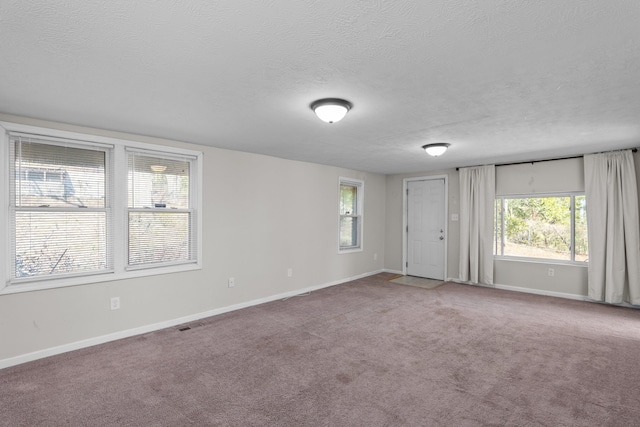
[422,143,451,157]
[310,98,352,123]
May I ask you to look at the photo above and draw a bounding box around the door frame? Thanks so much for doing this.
[402,175,448,279]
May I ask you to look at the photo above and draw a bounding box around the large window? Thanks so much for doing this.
[494,194,588,263]
[339,177,363,253]
[1,122,202,293]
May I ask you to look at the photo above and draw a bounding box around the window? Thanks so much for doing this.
[494,194,588,263]
[11,135,111,279]
[339,177,363,252]
[127,151,195,267]
[1,122,202,293]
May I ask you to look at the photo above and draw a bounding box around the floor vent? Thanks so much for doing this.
[177,322,205,332]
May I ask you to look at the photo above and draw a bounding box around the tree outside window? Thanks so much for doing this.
[495,194,588,262]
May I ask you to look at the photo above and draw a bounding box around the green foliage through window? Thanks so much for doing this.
[494,194,588,262]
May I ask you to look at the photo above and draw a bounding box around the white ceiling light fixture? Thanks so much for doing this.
[422,143,451,157]
[310,98,352,123]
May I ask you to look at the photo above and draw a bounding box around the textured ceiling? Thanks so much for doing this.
[1,0,639,174]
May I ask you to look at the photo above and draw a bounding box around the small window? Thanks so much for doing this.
[339,178,364,252]
[127,151,196,268]
[494,194,588,263]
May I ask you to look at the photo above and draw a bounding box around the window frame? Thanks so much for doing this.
[10,135,114,282]
[126,148,197,270]
[494,192,588,265]
[0,122,203,294]
[338,177,364,254]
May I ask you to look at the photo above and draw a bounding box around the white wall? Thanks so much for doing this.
[0,114,387,364]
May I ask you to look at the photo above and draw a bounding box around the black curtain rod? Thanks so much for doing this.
[455,148,638,171]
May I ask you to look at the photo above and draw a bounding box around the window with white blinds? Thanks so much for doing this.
[10,135,112,279]
[1,122,202,292]
[127,151,196,267]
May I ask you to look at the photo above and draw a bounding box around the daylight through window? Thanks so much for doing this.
[339,178,364,252]
[494,194,588,263]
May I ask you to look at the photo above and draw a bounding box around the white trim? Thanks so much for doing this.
[451,278,595,302]
[492,255,589,267]
[402,175,448,279]
[194,152,203,271]
[0,130,8,290]
[0,269,385,370]
[125,146,198,161]
[1,263,200,295]
[457,281,638,308]
[113,145,127,274]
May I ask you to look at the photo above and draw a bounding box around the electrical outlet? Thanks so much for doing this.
[228,277,235,287]
[374,253,378,261]
[110,297,120,310]
[548,268,555,277]
[287,268,293,277]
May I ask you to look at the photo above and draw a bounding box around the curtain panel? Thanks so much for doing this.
[459,165,495,284]
[584,150,640,305]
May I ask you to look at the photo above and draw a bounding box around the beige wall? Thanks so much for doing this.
[386,153,640,299]
[496,157,585,195]
[0,114,387,363]
[384,160,590,296]
[2,112,637,365]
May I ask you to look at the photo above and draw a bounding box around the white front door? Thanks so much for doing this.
[407,178,446,280]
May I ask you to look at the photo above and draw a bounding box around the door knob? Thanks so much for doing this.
[439,236,444,240]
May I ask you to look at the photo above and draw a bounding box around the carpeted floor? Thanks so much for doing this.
[2,273,640,426]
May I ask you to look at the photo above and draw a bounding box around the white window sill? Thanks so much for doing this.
[1,262,201,295]
[338,247,363,254]
[493,256,588,267]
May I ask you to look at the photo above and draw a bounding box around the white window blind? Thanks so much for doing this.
[10,135,112,279]
[127,151,196,267]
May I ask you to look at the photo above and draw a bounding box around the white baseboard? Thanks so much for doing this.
[449,278,590,301]
[491,282,590,301]
[0,270,384,370]
[382,269,404,275]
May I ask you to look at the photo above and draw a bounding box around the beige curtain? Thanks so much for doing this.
[584,150,640,305]
[459,165,495,284]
